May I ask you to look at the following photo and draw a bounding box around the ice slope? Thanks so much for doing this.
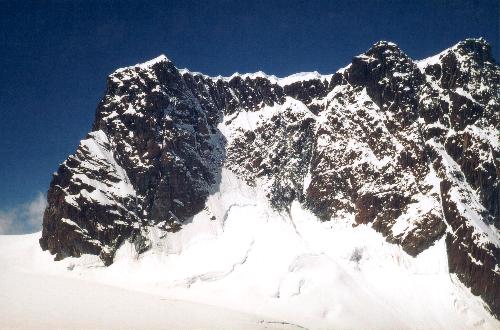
[2,170,498,329]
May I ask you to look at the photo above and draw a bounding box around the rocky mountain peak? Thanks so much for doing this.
[365,40,404,56]
[40,40,500,318]
[454,38,494,63]
[113,54,172,73]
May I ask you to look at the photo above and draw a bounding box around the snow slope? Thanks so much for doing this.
[0,233,295,329]
[1,170,498,329]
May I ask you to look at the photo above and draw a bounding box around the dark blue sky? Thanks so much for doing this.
[0,0,498,210]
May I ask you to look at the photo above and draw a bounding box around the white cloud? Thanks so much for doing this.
[0,211,15,235]
[24,192,47,230]
[0,193,47,235]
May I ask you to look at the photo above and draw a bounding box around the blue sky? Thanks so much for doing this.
[0,0,498,231]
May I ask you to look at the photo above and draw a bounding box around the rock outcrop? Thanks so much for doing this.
[40,39,499,317]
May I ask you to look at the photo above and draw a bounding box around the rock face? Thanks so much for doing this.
[40,39,499,317]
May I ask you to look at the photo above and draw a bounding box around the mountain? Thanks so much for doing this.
[39,38,499,319]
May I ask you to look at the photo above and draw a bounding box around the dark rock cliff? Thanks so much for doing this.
[40,39,499,317]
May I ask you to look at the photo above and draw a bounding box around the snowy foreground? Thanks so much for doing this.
[1,170,498,329]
